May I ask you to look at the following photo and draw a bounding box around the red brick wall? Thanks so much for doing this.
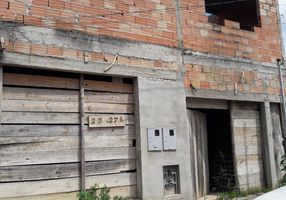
[4,40,178,71]
[181,0,282,63]
[184,63,281,96]
[0,0,283,64]
[0,0,178,47]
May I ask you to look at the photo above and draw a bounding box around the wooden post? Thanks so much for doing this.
[260,102,278,188]
[0,65,2,135]
[80,74,86,191]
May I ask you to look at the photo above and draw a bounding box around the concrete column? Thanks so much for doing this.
[260,102,278,188]
[136,77,193,200]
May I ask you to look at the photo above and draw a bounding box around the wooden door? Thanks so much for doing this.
[187,110,209,199]
[230,102,264,189]
[0,69,137,199]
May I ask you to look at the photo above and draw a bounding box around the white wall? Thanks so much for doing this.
[279,0,286,55]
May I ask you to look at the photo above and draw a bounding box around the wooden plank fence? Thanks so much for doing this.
[0,71,137,199]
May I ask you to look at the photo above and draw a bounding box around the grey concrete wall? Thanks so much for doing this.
[136,77,193,200]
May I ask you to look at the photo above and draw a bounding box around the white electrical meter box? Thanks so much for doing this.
[147,128,162,151]
[163,128,177,151]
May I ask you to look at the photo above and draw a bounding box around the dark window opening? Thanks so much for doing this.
[205,0,261,31]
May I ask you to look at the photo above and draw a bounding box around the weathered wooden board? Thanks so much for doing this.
[230,102,264,188]
[3,73,79,89]
[0,68,2,141]
[85,91,133,104]
[238,173,264,187]
[232,119,261,128]
[1,71,137,199]
[3,99,133,113]
[0,172,137,198]
[237,160,263,175]
[2,112,80,124]
[1,112,134,124]
[3,87,79,101]
[231,110,260,119]
[1,124,135,137]
[3,73,132,93]
[236,154,262,164]
[270,104,285,180]
[0,159,136,182]
[231,102,259,111]
[1,186,137,200]
[0,147,136,166]
[84,79,133,93]
[188,110,209,199]
[233,135,261,146]
[233,127,260,136]
[3,87,133,104]
[88,115,126,128]
[0,136,134,153]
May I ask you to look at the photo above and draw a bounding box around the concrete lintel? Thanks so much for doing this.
[183,50,277,69]
[260,102,278,188]
[186,97,229,110]
[0,22,179,63]
[0,51,178,80]
[185,88,281,103]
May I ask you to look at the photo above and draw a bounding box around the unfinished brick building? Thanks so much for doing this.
[0,0,284,199]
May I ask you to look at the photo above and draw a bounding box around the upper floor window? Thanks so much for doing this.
[205,0,262,31]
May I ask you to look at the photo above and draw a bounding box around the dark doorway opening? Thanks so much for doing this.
[197,109,236,193]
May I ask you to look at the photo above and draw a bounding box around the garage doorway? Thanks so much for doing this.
[187,100,235,199]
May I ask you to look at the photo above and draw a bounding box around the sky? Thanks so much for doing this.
[279,0,286,54]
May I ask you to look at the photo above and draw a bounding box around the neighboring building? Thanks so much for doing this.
[279,0,286,52]
[0,0,284,200]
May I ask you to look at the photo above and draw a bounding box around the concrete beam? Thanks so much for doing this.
[183,50,276,68]
[0,22,179,63]
[0,51,178,80]
[186,98,228,110]
[260,102,278,188]
[185,88,281,103]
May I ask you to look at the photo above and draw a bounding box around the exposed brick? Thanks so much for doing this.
[77,50,84,61]
[31,44,47,56]
[91,52,105,62]
[70,3,85,13]
[49,0,64,9]
[30,5,46,16]
[200,81,210,89]
[0,9,16,21]
[14,42,31,54]
[153,60,162,68]
[9,1,25,14]
[1,0,282,78]
[46,8,61,18]
[47,46,63,58]
[24,15,42,26]
[33,0,49,6]
[63,48,78,59]
[5,40,14,51]
[0,1,9,9]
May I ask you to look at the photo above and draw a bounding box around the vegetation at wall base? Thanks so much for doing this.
[217,187,271,200]
[279,155,286,186]
[77,184,127,200]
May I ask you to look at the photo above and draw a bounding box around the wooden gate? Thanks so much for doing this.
[230,102,264,189]
[0,68,137,199]
[187,110,209,200]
